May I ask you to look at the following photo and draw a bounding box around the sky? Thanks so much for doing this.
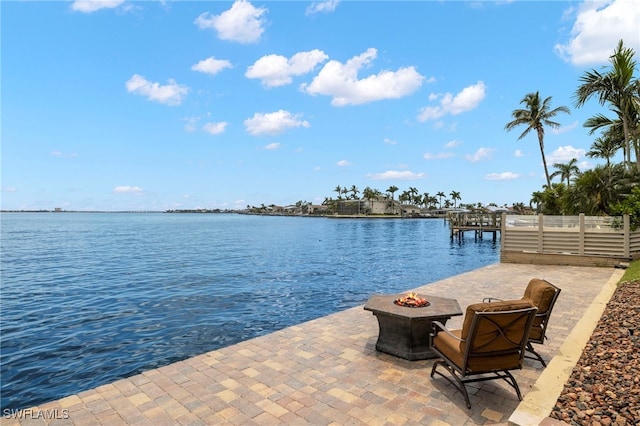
[2,0,639,212]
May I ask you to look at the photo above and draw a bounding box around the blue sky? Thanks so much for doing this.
[2,0,639,211]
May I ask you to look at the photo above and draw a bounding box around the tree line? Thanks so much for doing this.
[505,39,639,229]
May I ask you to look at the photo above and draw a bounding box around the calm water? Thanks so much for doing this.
[0,212,499,410]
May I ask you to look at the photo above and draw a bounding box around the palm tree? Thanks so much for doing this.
[386,185,399,214]
[550,158,580,187]
[436,191,446,209]
[574,39,639,170]
[564,164,627,215]
[349,185,360,200]
[587,131,624,168]
[449,191,461,209]
[334,185,343,200]
[505,91,570,188]
[362,186,380,214]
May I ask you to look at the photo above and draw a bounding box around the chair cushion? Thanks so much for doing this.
[523,278,557,312]
[522,278,558,328]
[433,327,526,373]
[460,299,534,342]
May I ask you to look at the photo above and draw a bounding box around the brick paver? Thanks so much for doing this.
[4,263,616,425]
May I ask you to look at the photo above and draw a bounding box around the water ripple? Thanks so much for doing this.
[0,213,498,410]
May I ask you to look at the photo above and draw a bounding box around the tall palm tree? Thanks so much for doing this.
[449,190,461,208]
[436,191,445,208]
[574,39,639,170]
[505,91,570,188]
[550,158,580,187]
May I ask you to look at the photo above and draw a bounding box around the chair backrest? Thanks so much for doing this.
[522,278,561,343]
[460,300,537,372]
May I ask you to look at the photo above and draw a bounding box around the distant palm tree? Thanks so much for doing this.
[436,191,446,208]
[574,39,639,170]
[334,185,343,200]
[450,191,461,208]
[422,192,430,208]
[362,186,379,214]
[349,185,360,200]
[386,185,399,214]
[505,91,570,188]
[550,158,580,187]
[341,187,350,200]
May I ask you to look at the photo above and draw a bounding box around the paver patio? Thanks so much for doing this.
[4,263,619,425]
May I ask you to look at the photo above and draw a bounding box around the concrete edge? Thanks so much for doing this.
[508,268,626,426]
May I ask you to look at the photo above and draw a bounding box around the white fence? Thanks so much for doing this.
[501,214,639,259]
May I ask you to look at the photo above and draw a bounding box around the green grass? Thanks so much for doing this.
[619,259,640,284]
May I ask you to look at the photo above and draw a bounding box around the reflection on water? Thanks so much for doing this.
[0,213,498,410]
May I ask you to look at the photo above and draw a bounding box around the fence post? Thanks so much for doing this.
[538,214,544,253]
[624,214,630,258]
[579,213,585,255]
[501,212,506,253]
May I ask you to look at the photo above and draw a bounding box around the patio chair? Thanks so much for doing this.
[484,278,561,367]
[429,300,537,408]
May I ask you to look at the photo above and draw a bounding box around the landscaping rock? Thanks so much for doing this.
[550,280,640,425]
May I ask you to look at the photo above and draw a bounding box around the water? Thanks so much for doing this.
[0,212,499,410]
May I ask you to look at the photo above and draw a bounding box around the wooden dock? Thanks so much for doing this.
[448,212,502,240]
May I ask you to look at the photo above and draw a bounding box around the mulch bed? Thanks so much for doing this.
[550,280,640,425]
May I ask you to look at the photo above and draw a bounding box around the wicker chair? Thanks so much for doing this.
[430,300,538,408]
[485,278,561,367]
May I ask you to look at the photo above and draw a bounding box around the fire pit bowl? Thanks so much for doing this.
[394,292,430,308]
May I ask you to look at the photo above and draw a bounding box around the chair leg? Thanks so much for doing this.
[430,360,472,409]
[498,370,523,401]
[525,342,547,367]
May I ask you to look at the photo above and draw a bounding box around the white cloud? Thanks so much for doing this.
[246,50,328,87]
[306,0,340,15]
[2,186,17,193]
[514,149,524,157]
[194,0,267,44]
[423,152,454,160]
[485,172,521,181]
[191,57,232,75]
[368,170,425,180]
[555,0,640,65]
[550,120,579,135]
[203,122,228,135]
[418,81,486,121]
[125,74,189,106]
[264,143,281,150]
[444,139,461,148]
[337,160,351,167]
[113,186,143,194]
[244,110,310,136]
[384,138,398,145]
[547,145,586,164]
[71,0,125,13]
[465,147,494,162]
[301,48,426,106]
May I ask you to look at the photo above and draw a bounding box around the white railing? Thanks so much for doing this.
[501,213,638,258]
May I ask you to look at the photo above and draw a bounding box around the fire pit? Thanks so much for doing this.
[394,292,430,308]
[364,293,462,360]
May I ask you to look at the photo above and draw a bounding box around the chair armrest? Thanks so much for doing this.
[483,297,503,303]
[431,321,464,343]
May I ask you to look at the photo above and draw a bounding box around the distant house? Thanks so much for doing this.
[400,205,421,217]
[308,204,330,215]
